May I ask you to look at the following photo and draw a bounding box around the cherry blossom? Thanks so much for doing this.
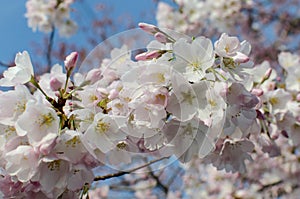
[0,51,34,87]
[1,1,300,197]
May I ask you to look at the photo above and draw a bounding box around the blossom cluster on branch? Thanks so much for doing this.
[156,0,252,35]
[0,0,299,198]
[0,20,298,198]
[25,0,77,37]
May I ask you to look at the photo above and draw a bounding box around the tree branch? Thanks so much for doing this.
[0,61,13,67]
[94,156,169,181]
[258,180,283,192]
[147,167,169,194]
[46,27,55,69]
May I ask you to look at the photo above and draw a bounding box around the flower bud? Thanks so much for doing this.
[251,88,264,96]
[296,93,300,102]
[64,52,78,72]
[86,68,102,84]
[135,50,163,61]
[138,22,159,35]
[108,89,119,99]
[263,68,272,80]
[50,77,63,91]
[232,52,250,63]
[154,32,170,43]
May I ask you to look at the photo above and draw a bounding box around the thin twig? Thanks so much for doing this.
[147,167,169,194]
[94,156,169,181]
[46,27,55,69]
[258,180,283,192]
[0,61,13,67]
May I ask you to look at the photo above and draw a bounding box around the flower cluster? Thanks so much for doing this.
[25,0,77,37]
[0,22,267,198]
[178,50,300,198]
[156,0,252,35]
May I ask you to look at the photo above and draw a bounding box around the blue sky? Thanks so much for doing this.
[0,0,174,67]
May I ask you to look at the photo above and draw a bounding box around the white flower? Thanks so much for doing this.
[215,33,242,58]
[0,124,17,151]
[15,100,59,145]
[265,89,292,114]
[278,51,299,71]
[127,85,167,130]
[223,83,258,138]
[67,164,94,191]
[245,60,277,92]
[105,45,135,76]
[285,66,300,92]
[0,85,33,125]
[5,145,39,182]
[83,113,127,154]
[71,108,95,132]
[164,118,211,163]
[25,0,77,37]
[173,37,215,82]
[166,72,200,121]
[54,130,88,164]
[206,139,254,173]
[37,158,70,198]
[57,19,78,38]
[0,51,34,87]
[107,141,132,165]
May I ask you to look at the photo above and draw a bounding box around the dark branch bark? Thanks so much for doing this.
[148,168,169,194]
[46,27,55,69]
[94,156,169,181]
[0,61,13,67]
[258,180,283,192]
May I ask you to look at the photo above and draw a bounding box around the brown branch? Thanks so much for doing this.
[258,180,283,192]
[0,61,13,67]
[46,27,55,69]
[94,156,169,181]
[147,167,169,194]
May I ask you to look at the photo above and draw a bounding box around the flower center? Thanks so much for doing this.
[96,119,110,133]
[38,113,54,127]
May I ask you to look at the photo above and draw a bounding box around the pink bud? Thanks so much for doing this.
[296,116,300,123]
[251,88,264,96]
[232,52,250,63]
[138,22,159,35]
[135,52,148,61]
[296,93,300,102]
[135,50,162,61]
[55,91,60,97]
[86,68,102,84]
[108,89,119,99]
[64,52,78,71]
[50,77,63,91]
[276,76,281,82]
[263,68,272,80]
[154,32,168,43]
